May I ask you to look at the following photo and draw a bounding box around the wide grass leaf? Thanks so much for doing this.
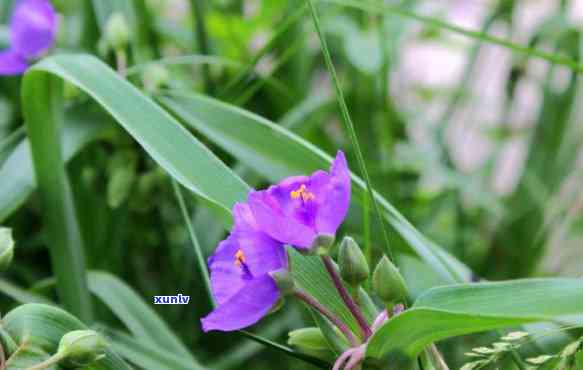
[366,278,583,359]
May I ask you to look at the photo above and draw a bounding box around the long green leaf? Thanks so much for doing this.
[22,71,93,322]
[157,91,470,284]
[25,54,248,221]
[366,278,583,359]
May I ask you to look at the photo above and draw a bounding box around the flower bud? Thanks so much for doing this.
[338,237,369,287]
[0,227,14,272]
[309,233,335,255]
[269,269,295,296]
[105,13,130,51]
[372,256,408,305]
[58,330,108,367]
[288,327,335,362]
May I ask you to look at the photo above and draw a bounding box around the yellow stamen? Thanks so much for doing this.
[290,184,315,202]
[234,249,246,267]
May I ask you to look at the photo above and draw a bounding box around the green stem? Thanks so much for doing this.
[171,179,214,307]
[321,256,372,339]
[189,0,214,93]
[306,0,394,261]
[24,351,66,370]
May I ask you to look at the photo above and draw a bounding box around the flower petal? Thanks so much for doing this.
[208,234,248,306]
[10,0,57,59]
[0,49,28,75]
[249,191,316,248]
[315,151,351,235]
[233,203,288,275]
[201,274,279,332]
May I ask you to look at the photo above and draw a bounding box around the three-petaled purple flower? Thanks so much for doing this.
[202,151,351,332]
[0,0,57,75]
[201,203,288,332]
[249,151,351,249]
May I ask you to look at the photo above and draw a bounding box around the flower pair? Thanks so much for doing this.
[0,0,57,75]
[201,151,351,332]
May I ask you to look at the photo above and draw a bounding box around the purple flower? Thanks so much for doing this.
[0,0,57,75]
[201,203,288,332]
[248,151,351,249]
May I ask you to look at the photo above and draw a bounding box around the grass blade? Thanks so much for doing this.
[306,0,394,262]
[171,179,213,304]
[22,72,93,323]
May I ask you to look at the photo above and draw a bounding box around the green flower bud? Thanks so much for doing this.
[58,330,108,367]
[338,237,369,287]
[105,13,130,51]
[269,269,295,296]
[309,233,335,255]
[288,327,335,362]
[0,227,14,272]
[372,256,408,305]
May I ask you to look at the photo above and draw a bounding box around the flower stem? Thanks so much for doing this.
[294,289,358,347]
[24,351,66,370]
[321,256,372,339]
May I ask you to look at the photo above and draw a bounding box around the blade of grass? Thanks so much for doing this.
[306,0,394,261]
[171,179,213,303]
[22,74,93,323]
